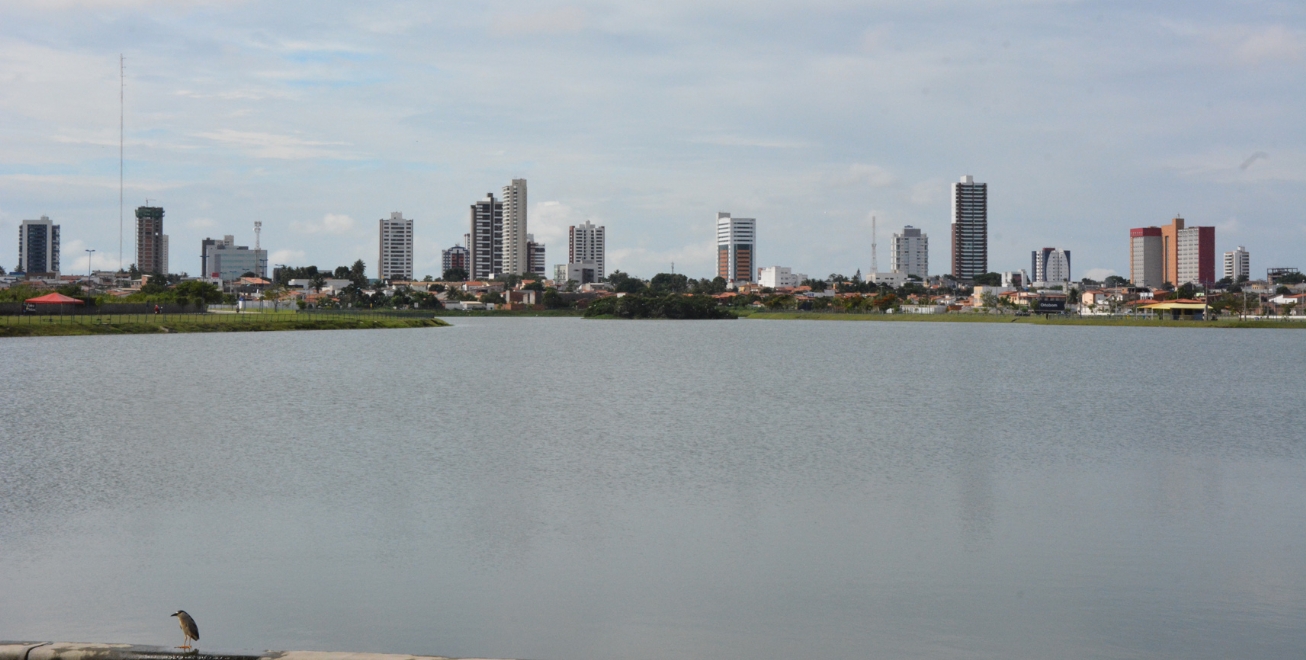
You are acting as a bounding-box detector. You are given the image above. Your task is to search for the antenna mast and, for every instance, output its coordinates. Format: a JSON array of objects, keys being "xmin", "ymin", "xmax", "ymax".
[
  {"xmin": 119, "ymin": 54, "xmax": 124, "ymax": 271},
  {"xmin": 254, "ymin": 221, "xmax": 262, "ymax": 250},
  {"xmin": 871, "ymin": 215, "xmax": 878, "ymax": 274}
]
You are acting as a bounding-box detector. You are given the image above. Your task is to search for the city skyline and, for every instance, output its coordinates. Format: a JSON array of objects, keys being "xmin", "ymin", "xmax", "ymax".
[{"xmin": 0, "ymin": 2, "xmax": 1302, "ymax": 281}]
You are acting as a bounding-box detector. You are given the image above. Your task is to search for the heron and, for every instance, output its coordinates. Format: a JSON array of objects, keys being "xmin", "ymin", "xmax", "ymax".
[{"xmin": 170, "ymin": 610, "xmax": 200, "ymax": 651}]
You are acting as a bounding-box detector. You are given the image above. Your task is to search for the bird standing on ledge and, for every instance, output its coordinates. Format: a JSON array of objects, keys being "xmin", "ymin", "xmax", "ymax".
[{"xmin": 171, "ymin": 610, "xmax": 200, "ymax": 651}]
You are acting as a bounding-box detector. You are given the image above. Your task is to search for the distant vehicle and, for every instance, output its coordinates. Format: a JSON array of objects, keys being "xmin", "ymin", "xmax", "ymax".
[{"xmin": 1015, "ymin": 310, "xmax": 1030, "ymax": 317}]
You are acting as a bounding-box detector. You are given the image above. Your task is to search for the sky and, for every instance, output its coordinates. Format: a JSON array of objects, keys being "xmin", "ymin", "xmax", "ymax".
[{"xmin": 1, "ymin": 0, "xmax": 1303, "ymax": 281}]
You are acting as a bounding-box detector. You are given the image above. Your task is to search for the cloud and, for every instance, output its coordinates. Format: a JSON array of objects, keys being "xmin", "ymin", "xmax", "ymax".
[
  {"xmin": 290, "ymin": 213, "xmax": 356, "ymax": 235},
  {"xmin": 691, "ymin": 136, "xmax": 811, "ymax": 149},
  {"xmin": 268, "ymin": 249, "xmax": 307, "ymax": 266},
  {"xmin": 187, "ymin": 218, "xmax": 216, "ymax": 229},
  {"xmin": 530, "ymin": 201, "xmax": 583, "ymax": 248},
  {"xmin": 836, "ymin": 163, "xmax": 897, "ymax": 188},
  {"xmin": 608, "ymin": 241, "xmax": 716, "ymax": 278},
  {"xmin": 1083, "ymin": 268, "xmax": 1116, "ymax": 282},
  {"xmin": 491, "ymin": 7, "xmax": 585, "ymax": 37},
  {"xmin": 909, "ymin": 179, "xmax": 944, "ymax": 205},
  {"xmin": 194, "ymin": 130, "xmax": 355, "ymax": 160},
  {"xmin": 59, "ymin": 239, "xmax": 123, "ymax": 272},
  {"xmin": 1230, "ymin": 26, "xmax": 1306, "ymax": 65}
]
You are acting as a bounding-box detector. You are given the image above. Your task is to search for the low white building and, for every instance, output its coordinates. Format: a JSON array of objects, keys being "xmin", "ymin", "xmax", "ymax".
[
  {"xmin": 868, "ymin": 271, "xmax": 912, "ymax": 287},
  {"xmin": 758, "ymin": 266, "xmax": 806, "ymax": 288}
]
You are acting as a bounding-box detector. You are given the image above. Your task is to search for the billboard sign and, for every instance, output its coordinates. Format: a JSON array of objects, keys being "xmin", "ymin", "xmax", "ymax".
[{"xmin": 1034, "ymin": 297, "xmax": 1067, "ymax": 312}]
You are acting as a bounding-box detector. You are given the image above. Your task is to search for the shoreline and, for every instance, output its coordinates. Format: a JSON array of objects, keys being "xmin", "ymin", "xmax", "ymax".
[
  {"xmin": 738, "ymin": 311, "xmax": 1306, "ymax": 328},
  {"xmin": 0, "ymin": 316, "xmax": 447, "ymax": 337}
]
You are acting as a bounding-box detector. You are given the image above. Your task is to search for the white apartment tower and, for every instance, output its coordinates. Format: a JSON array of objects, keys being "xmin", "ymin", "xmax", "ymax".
[
  {"xmin": 890, "ymin": 226, "xmax": 928, "ymax": 279},
  {"xmin": 568, "ymin": 221, "xmax": 606, "ymax": 281},
  {"xmin": 950, "ymin": 175, "xmax": 987, "ymax": 280},
  {"xmin": 716, "ymin": 212, "xmax": 756, "ymax": 283},
  {"xmin": 1031, "ymin": 247, "xmax": 1072, "ymax": 284},
  {"xmin": 378, "ymin": 212, "xmax": 414, "ymax": 281},
  {"xmin": 18, "ymin": 216, "xmax": 60, "ymax": 275},
  {"xmin": 1224, "ymin": 246, "xmax": 1249, "ymax": 283},
  {"xmin": 501, "ymin": 179, "xmax": 528, "ymax": 275}
]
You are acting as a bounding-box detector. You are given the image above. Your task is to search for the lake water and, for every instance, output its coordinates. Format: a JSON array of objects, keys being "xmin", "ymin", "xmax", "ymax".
[{"xmin": 1, "ymin": 318, "xmax": 1304, "ymax": 659}]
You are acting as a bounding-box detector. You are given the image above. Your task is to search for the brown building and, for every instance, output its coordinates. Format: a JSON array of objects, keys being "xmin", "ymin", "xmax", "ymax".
[{"xmin": 135, "ymin": 206, "xmax": 164, "ymax": 274}]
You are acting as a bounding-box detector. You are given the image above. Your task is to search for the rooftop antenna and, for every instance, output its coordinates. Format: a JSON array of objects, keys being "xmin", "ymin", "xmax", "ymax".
[
  {"xmin": 254, "ymin": 221, "xmax": 262, "ymax": 250},
  {"xmin": 119, "ymin": 54, "xmax": 124, "ymax": 271},
  {"xmin": 871, "ymin": 215, "xmax": 878, "ymax": 274},
  {"xmin": 671, "ymin": 261, "xmax": 674, "ymax": 275}
]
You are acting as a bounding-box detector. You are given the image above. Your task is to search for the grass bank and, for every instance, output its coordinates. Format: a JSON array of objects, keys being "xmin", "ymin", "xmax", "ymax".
[
  {"xmin": 0, "ymin": 314, "xmax": 447, "ymax": 337},
  {"xmin": 740, "ymin": 310, "xmax": 1306, "ymax": 329}
]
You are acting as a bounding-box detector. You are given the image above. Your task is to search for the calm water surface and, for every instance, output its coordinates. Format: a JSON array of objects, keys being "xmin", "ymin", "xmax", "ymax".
[{"xmin": 1, "ymin": 318, "xmax": 1303, "ymax": 659}]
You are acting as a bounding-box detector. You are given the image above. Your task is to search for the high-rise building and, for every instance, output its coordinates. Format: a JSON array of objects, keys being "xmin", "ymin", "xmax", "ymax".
[
  {"xmin": 161, "ymin": 234, "xmax": 170, "ymax": 275},
  {"xmin": 18, "ymin": 216, "xmax": 60, "ymax": 275},
  {"xmin": 950, "ymin": 175, "xmax": 987, "ymax": 280},
  {"xmin": 1176, "ymin": 225, "xmax": 1215, "ymax": 285},
  {"xmin": 135, "ymin": 206, "xmax": 165, "ymax": 274},
  {"xmin": 469, "ymin": 193, "xmax": 504, "ymax": 280},
  {"xmin": 1159, "ymin": 217, "xmax": 1185, "ymax": 286},
  {"xmin": 202, "ymin": 235, "xmax": 267, "ymax": 281},
  {"xmin": 1031, "ymin": 247, "xmax": 1071, "ymax": 284},
  {"xmin": 890, "ymin": 225, "xmax": 928, "ymax": 279},
  {"xmin": 378, "ymin": 212, "xmax": 414, "ymax": 281},
  {"xmin": 568, "ymin": 221, "xmax": 606, "ymax": 281},
  {"xmin": 526, "ymin": 234, "xmax": 546, "ymax": 277},
  {"xmin": 441, "ymin": 244, "xmax": 469, "ymax": 277},
  {"xmin": 716, "ymin": 212, "xmax": 756, "ymax": 283},
  {"xmin": 1130, "ymin": 227, "xmax": 1163, "ymax": 288},
  {"xmin": 1224, "ymin": 246, "xmax": 1250, "ymax": 282},
  {"xmin": 501, "ymin": 179, "xmax": 528, "ymax": 276}
]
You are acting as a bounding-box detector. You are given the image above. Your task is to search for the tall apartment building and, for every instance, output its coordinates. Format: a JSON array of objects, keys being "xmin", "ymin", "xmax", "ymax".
[
  {"xmin": 568, "ymin": 220, "xmax": 606, "ymax": 281},
  {"xmin": 202, "ymin": 235, "xmax": 267, "ymax": 281},
  {"xmin": 441, "ymin": 244, "xmax": 469, "ymax": 277},
  {"xmin": 526, "ymin": 234, "xmax": 546, "ymax": 277},
  {"xmin": 378, "ymin": 212, "xmax": 414, "ymax": 281},
  {"xmin": 1129, "ymin": 227, "xmax": 1163, "ymax": 288},
  {"xmin": 1031, "ymin": 247, "xmax": 1071, "ymax": 284},
  {"xmin": 950, "ymin": 175, "xmax": 987, "ymax": 280},
  {"xmin": 501, "ymin": 179, "xmax": 528, "ymax": 276},
  {"xmin": 136, "ymin": 206, "xmax": 165, "ymax": 274},
  {"xmin": 469, "ymin": 193, "xmax": 503, "ymax": 280},
  {"xmin": 161, "ymin": 234, "xmax": 170, "ymax": 275},
  {"xmin": 1176, "ymin": 225, "xmax": 1215, "ymax": 285},
  {"xmin": 1224, "ymin": 246, "xmax": 1250, "ymax": 282},
  {"xmin": 890, "ymin": 225, "xmax": 928, "ymax": 279},
  {"xmin": 18, "ymin": 216, "xmax": 60, "ymax": 275},
  {"xmin": 716, "ymin": 212, "xmax": 756, "ymax": 283}
]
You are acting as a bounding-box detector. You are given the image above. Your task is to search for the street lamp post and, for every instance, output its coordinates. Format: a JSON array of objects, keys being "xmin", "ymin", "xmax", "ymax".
[{"xmin": 85, "ymin": 249, "xmax": 96, "ymax": 277}]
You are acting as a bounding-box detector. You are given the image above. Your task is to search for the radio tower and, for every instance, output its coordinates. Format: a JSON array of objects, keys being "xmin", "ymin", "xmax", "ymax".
[
  {"xmin": 254, "ymin": 221, "xmax": 262, "ymax": 249},
  {"xmin": 119, "ymin": 54, "xmax": 124, "ymax": 271},
  {"xmin": 870, "ymin": 215, "xmax": 878, "ymax": 275}
]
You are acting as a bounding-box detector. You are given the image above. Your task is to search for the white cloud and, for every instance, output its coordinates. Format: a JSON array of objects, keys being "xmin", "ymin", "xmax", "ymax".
[
  {"xmin": 1083, "ymin": 268, "xmax": 1116, "ymax": 282},
  {"xmin": 491, "ymin": 7, "xmax": 585, "ymax": 37},
  {"xmin": 909, "ymin": 179, "xmax": 944, "ymax": 206},
  {"xmin": 268, "ymin": 249, "xmax": 307, "ymax": 266},
  {"xmin": 691, "ymin": 135, "xmax": 811, "ymax": 149},
  {"xmin": 59, "ymin": 239, "xmax": 121, "ymax": 272},
  {"xmin": 530, "ymin": 201, "xmax": 582, "ymax": 248},
  {"xmin": 187, "ymin": 218, "xmax": 216, "ymax": 229},
  {"xmin": 1230, "ymin": 26, "xmax": 1306, "ymax": 65},
  {"xmin": 836, "ymin": 163, "xmax": 898, "ymax": 189},
  {"xmin": 290, "ymin": 213, "xmax": 356, "ymax": 235},
  {"xmin": 194, "ymin": 130, "xmax": 355, "ymax": 160}
]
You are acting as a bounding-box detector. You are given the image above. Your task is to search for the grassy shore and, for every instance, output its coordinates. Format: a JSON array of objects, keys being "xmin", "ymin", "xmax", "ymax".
[
  {"xmin": 0, "ymin": 314, "xmax": 447, "ymax": 337},
  {"xmin": 739, "ymin": 310, "xmax": 1306, "ymax": 329}
]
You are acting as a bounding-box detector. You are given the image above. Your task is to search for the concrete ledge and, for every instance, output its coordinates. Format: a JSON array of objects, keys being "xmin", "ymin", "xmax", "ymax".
[{"xmin": 0, "ymin": 643, "xmax": 510, "ymax": 660}]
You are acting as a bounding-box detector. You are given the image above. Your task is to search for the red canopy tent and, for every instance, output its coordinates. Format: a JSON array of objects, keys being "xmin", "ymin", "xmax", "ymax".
[{"xmin": 25, "ymin": 292, "xmax": 85, "ymax": 305}]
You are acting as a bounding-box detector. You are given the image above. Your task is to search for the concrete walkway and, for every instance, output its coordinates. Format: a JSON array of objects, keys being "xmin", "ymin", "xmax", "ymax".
[{"xmin": 0, "ymin": 643, "xmax": 511, "ymax": 660}]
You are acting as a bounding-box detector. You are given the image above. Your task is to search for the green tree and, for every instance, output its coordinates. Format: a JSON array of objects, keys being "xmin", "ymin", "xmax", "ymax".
[
  {"xmin": 482, "ymin": 291, "xmax": 506, "ymax": 304},
  {"xmin": 649, "ymin": 273, "xmax": 689, "ymax": 294},
  {"xmin": 607, "ymin": 270, "xmax": 645, "ymax": 293},
  {"xmin": 349, "ymin": 260, "xmax": 368, "ymax": 287},
  {"xmin": 1104, "ymin": 275, "xmax": 1129, "ymax": 287},
  {"xmin": 443, "ymin": 267, "xmax": 468, "ymax": 282},
  {"xmin": 973, "ymin": 272, "xmax": 1002, "ymax": 286},
  {"xmin": 172, "ymin": 280, "xmax": 224, "ymax": 303},
  {"xmin": 542, "ymin": 288, "xmax": 570, "ymax": 309}
]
